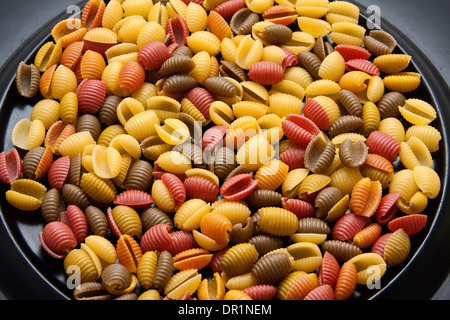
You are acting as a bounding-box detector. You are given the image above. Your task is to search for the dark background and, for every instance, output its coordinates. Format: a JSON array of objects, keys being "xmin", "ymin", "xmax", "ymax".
[{"xmin": 0, "ymin": 0, "xmax": 448, "ymax": 300}]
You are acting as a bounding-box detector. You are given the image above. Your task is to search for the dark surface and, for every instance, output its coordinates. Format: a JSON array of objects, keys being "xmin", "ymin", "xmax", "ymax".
[{"xmin": 0, "ymin": 0, "xmax": 449, "ymax": 300}]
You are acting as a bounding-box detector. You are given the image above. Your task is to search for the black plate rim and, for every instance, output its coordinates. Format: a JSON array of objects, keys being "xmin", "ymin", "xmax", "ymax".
[{"xmin": 0, "ymin": 0, "xmax": 449, "ymax": 300}]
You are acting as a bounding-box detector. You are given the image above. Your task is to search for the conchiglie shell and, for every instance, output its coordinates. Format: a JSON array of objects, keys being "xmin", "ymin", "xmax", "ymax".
[
  {"xmin": 11, "ymin": 119, "xmax": 46, "ymax": 151},
  {"xmin": 30, "ymin": 99, "xmax": 60, "ymax": 130},
  {"xmin": 197, "ymin": 272, "xmax": 226, "ymax": 300},
  {"xmin": 405, "ymin": 125, "xmax": 442, "ymax": 153},
  {"xmin": 5, "ymin": 179, "xmax": 47, "ymax": 211},
  {"xmin": 413, "ymin": 166, "xmax": 441, "ymax": 199},
  {"xmin": 91, "ymin": 145, "xmax": 123, "ymax": 179},
  {"xmin": 164, "ymin": 269, "xmax": 202, "ymax": 300},
  {"xmin": 174, "ymin": 199, "xmax": 211, "ymax": 231},
  {"xmin": 383, "ymin": 72, "xmax": 421, "ymax": 93},
  {"xmin": 399, "ymin": 98, "xmax": 437, "ymax": 125},
  {"xmin": 187, "ymin": 31, "xmax": 221, "ymax": 56},
  {"xmin": 51, "ymin": 65, "xmax": 78, "ymax": 100},
  {"xmin": 348, "ymin": 253, "xmax": 386, "ymax": 285},
  {"xmin": 80, "ymin": 172, "xmax": 116, "ymax": 204},
  {"xmin": 399, "ymin": 137, "xmax": 433, "ymax": 170}
]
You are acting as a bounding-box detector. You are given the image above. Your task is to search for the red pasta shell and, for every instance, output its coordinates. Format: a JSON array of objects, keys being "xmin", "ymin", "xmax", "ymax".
[
  {"xmin": 374, "ymin": 192, "xmax": 400, "ymax": 225},
  {"xmin": 371, "ymin": 232, "xmax": 391, "ymax": 257},
  {"xmin": 387, "ymin": 214, "xmax": 427, "ymax": 235},
  {"xmin": 334, "ymin": 44, "xmax": 371, "ymax": 61},
  {"xmin": 303, "ymin": 98, "xmax": 332, "ymax": 131},
  {"xmin": 113, "ymin": 190, "xmax": 154, "ymax": 209},
  {"xmin": 282, "ymin": 114, "xmax": 320, "ymax": 147},
  {"xmin": 184, "ymin": 86, "xmax": 216, "ymax": 118},
  {"xmin": 184, "ymin": 175, "xmax": 219, "ymax": 203},
  {"xmin": 119, "ymin": 61, "xmax": 145, "ymax": 93},
  {"xmin": 208, "ymin": 247, "xmax": 229, "ymax": 273},
  {"xmin": 304, "ymin": 284, "xmax": 336, "ymax": 300},
  {"xmin": 152, "ymin": 162, "xmax": 186, "ymax": 181},
  {"xmin": 47, "ymin": 156, "xmax": 70, "ymax": 190},
  {"xmin": 281, "ymin": 197, "xmax": 315, "ymax": 218},
  {"xmin": 76, "ymin": 79, "xmax": 106, "ymax": 113},
  {"xmin": 166, "ymin": 15, "xmax": 189, "ymax": 48},
  {"xmin": 318, "ymin": 252, "xmax": 340, "ymax": 289},
  {"xmin": 345, "ymin": 59, "xmax": 380, "ymax": 76},
  {"xmin": 241, "ymin": 284, "xmax": 277, "ymax": 300},
  {"xmin": 220, "ymin": 173, "xmax": 258, "ymax": 201},
  {"xmin": 279, "ymin": 146, "xmax": 306, "ymax": 170},
  {"xmin": 248, "ymin": 61, "xmax": 284, "ymax": 85},
  {"xmin": 213, "ymin": 0, "xmax": 246, "ymax": 20},
  {"xmin": 202, "ymin": 125, "xmax": 227, "ymax": 151},
  {"xmin": 138, "ymin": 41, "xmax": 171, "ymax": 71},
  {"xmin": 281, "ymin": 48, "xmax": 298, "ymax": 67},
  {"xmin": 0, "ymin": 148, "xmax": 22, "ymax": 184},
  {"xmin": 66, "ymin": 204, "xmax": 89, "ymax": 244},
  {"xmin": 168, "ymin": 230, "xmax": 198, "ymax": 256},
  {"xmin": 140, "ymin": 223, "xmax": 173, "ymax": 253},
  {"xmin": 107, "ymin": 206, "xmax": 122, "ymax": 238},
  {"xmin": 365, "ymin": 131, "xmax": 401, "ymax": 162},
  {"xmin": 38, "ymin": 221, "xmax": 77, "ymax": 259},
  {"xmin": 161, "ymin": 172, "xmax": 186, "ymax": 209},
  {"xmin": 332, "ymin": 212, "xmax": 369, "ymax": 241}
]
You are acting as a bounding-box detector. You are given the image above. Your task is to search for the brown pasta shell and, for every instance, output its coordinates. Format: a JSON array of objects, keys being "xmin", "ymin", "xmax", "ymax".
[
  {"xmin": 248, "ymin": 234, "xmax": 285, "ymax": 256},
  {"xmin": 219, "ymin": 60, "xmax": 247, "ymax": 82},
  {"xmin": 377, "ymin": 91, "xmax": 406, "ymax": 119},
  {"xmin": 160, "ymin": 55, "xmax": 196, "ymax": 78},
  {"xmin": 67, "ymin": 153, "xmax": 83, "ymax": 186},
  {"xmin": 73, "ymin": 282, "xmax": 114, "ymax": 300},
  {"xmin": 297, "ymin": 217, "xmax": 331, "ymax": 234},
  {"xmin": 22, "ymin": 146, "xmax": 53, "ymax": 180},
  {"xmin": 339, "ymin": 139, "xmax": 368, "ymax": 168},
  {"xmin": 101, "ymin": 263, "xmax": 133, "ymax": 294},
  {"xmin": 171, "ymin": 45, "xmax": 194, "ymax": 58},
  {"xmin": 304, "ymin": 136, "xmax": 336, "ymax": 174},
  {"xmin": 321, "ymin": 240, "xmax": 362, "ymax": 263},
  {"xmin": 313, "ymin": 36, "xmax": 334, "ymax": 61},
  {"xmin": 140, "ymin": 206, "xmax": 174, "ymax": 232},
  {"xmin": 85, "ymin": 205, "xmax": 108, "ymax": 237},
  {"xmin": 252, "ymin": 252, "xmax": 292, "ymax": 284},
  {"xmin": 208, "ymin": 146, "xmax": 236, "ymax": 179},
  {"xmin": 203, "ymin": 77, "xmax": 238, "ymax": 97},
  {"xmin": 61, "ymin": 183, "xmax": 92, "ymax": 210},
  {"xmin": 76, "ymin": 114, "xmax": 102, "ymax": 141},
  {"xmin": 257, "ymin": 24, "xmax": 293, "ymax": 46},
  {"xmin": 177, "ymin": 112, "xmax": 203, "ymax": 144},
  {"xmin": 162, "ymin": 74, "xmax": 198, "ymax": 93},
  {"xmin": 297, "ymin": 51, "xmax": 322, "ymax": 79},
  {"xmin": 230, "ymin": 8, "xmax": 260, "ymax": 35},
  {"xmin": 123, "ymin": 159, "xmax": 153, "ymax": 191},
  {"xmin": 364, "ymin": 30, "xmax": 397, "ymax": 56},
  {"xmin": 328, "ymin": 115, "xmax": 364, "ymax": 138},
  {"xmin": 244, "ymin": 189, "xmax": 282, "ymax": 210},
  {"xmin": 153, "ymin": 250, "xmax": 174, "ymax": 291},
  {"xmin": 229, "ymin": 217, "xmax": 255, "ymax": 244},
  {"xmin": 338, "ymin": 89, "xmax": 363, "ymax": 118},
  {"xmin": 176, "ymin": 142, "xmax": 205, "ymax": 168},
  {"xmin": 41, "ymin": 188, "xmax": 65, "ymax": 223},
  {"xmin": 15, "ymin": 61, "xmax": 40, "ymax": 98},
  {"xmin": 99, "ymin": 95, "xmax": 122, "ymax": 126},
  {"xmin": 314, "ymin": 187, "xmax": 345, "ymax": 220}
]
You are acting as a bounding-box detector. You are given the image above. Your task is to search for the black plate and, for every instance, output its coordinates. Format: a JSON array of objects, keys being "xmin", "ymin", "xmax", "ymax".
[{"xmin": 0, "ymin": 1, "xmax": 449, "ymax": 300}]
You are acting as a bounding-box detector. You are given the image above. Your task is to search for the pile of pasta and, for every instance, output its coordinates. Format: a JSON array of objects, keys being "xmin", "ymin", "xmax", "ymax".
[{"xmin": 1, "ymin": 0, "xmax": 443, "ymax": 300}]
